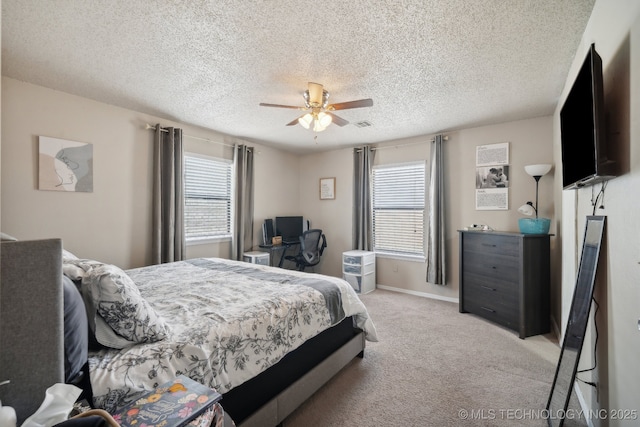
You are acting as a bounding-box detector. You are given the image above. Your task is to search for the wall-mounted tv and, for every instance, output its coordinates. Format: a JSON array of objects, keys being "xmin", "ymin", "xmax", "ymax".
[{"xmin": 560, "ymin": 43, "xmax": 616, "ymax": 190}]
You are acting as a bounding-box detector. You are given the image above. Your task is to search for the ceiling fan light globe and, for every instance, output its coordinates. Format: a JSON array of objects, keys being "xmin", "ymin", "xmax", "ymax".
[
  {"xmin": 317, "ymin": 112, "xmax": 332, "ymax": 127},
  {"xmin": 313, "ymin": 120, "xmax": 327, "ymax": 132},
  {"xmin": 298, "ymin": 113, "xmax": 313, "ymax": 129}
]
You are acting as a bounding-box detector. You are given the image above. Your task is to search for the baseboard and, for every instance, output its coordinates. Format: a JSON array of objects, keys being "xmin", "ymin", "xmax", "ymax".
[{"xmin": 375, "ymin": 285, "xmax": 458, "ymax": 304}]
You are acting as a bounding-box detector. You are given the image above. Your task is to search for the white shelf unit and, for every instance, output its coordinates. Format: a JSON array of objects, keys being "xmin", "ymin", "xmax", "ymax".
[
  {"xmin": 243, "ymin": 251, "xmax": 270, "ymax": 266},
  {"xmin": 342, "ymin": 250, "xmax": 376, "ymax": 294}
]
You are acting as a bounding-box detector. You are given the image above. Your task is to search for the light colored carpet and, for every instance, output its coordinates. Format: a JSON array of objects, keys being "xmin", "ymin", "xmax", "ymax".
[{"xmin": 283, "ymin": 289, "xmax": 585, "ymax": 427}]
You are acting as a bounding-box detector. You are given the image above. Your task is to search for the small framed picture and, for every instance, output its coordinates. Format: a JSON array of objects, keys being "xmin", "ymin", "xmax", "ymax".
[{"xmin": 319, "ymin": 177, "xmax": 336, "ymax": 200}]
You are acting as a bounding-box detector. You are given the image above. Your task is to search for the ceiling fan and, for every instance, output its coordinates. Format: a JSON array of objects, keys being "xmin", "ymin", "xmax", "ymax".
[{"xmin": 259, "ymin": 82, "xmax": 373, "ymax": 132}]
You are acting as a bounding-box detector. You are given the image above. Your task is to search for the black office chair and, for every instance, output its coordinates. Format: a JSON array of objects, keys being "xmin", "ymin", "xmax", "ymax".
[{"xmin": 284, "ymin": 229, "xmax": 327, "ymax": 271}]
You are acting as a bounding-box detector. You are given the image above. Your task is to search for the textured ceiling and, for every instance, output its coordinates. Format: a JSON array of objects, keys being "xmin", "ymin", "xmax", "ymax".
[{"xmin": 2, "ymin": 1, "xmax": 594, "ymax": 154}]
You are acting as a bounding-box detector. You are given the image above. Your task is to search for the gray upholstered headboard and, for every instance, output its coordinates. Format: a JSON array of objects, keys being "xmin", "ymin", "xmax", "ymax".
[{"xmin": 0, "ymin": 239, "xmax": 65, "ymax": 424}]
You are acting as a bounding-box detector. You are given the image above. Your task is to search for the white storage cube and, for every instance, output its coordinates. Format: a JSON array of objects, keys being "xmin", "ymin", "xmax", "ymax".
[
  {"xmin": 243, "ymin": 251, "xmax": 270, "ymax": 265},
  {"xmin": 342, "ymin": 250, "xmax": 376, "ymax": 294}
]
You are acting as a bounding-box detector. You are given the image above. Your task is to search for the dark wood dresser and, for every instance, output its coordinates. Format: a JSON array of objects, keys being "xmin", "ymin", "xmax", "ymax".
[{"xmin": 458, "ymin": 230, "xmax": 551, "ymax": 339}]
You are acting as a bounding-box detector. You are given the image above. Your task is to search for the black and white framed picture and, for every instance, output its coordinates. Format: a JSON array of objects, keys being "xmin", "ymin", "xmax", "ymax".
[{"xmin": 475, "ymin": 142, "xmax": 509, "ymax": 210}]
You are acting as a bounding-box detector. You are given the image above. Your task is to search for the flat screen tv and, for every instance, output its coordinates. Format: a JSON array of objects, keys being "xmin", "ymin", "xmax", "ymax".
[{"xmin": 560, "ymin": 43, "xmax": 616, "ymax": 189}]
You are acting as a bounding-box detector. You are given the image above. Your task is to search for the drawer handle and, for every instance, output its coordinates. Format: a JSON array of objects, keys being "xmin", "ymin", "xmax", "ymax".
[
  {"xmin": 481, "ymin": 243, "xmax": 497, "ymax": 247},
  {"xmin": 480, "ymin": 306, "xmax": 495, "ymax": 313},
  {"xmin": 480, "ymin": 285, "xmax": 496, "ymax": 291}
]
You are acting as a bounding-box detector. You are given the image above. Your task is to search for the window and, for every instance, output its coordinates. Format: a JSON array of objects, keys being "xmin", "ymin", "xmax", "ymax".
[
  {"xmin": 372, "ymin": 162, "xmax": 426, "ymax": 258},
  {"xmin": 184, "ymin": 153, "xmax": 232, "ymax": 243}
]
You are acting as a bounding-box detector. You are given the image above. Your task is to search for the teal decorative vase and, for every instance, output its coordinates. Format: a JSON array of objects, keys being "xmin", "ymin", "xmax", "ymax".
[{"xmin": 518, "ymin": 218, "xmax": 551, "ymax": 234}]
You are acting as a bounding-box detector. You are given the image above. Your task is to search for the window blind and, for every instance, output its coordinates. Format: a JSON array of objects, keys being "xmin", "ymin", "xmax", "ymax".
[
  {"xmin": 184, "ymin": 154, "xmax": 232, "ymax": 241},
  {"xmin": 372, "ymin": 162, "xmax": 426, "ymax": 257}
]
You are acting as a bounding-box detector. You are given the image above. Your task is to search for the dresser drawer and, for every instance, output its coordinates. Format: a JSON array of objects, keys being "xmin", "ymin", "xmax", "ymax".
[
  {"xmin": 462, "ymin": 232, "xmax": 519, "ymax": 257},
  {"xmin": 462, "ymin": 251, "xmax": 519, "ymax": 284},
  {"xmin": 344, "ymin": 272, "xmax": 376, "ymax": 294},
  {"xmin": 343, "ymin": 262, "xmax": 375, "ymax": 275},
  {"xmin": 463, "ymin": 281, "xmax": 519, "ymax": 324},
  {"xmin": 463, "ymin": 271, "xmax": 518, "ymax": 298},
  {"xmin": 342, "ymin": 251, "xmax": 375, "ymax": 266},
  {"xmin": 463, "ymin": 298, "xmax": 518, "ymax": 329},
  {"xmin": 463, "ymin": 282, "xmax": 519, "ymax": 314}
]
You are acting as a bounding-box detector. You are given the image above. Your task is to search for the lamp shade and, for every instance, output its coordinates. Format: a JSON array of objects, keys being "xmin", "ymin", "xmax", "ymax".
[
  {"xmin": 524, "ymin": 164, "xmax": 552, "ymax": 177},
  {"xmin": 518, "ymin": 204, "xmax": 535, "ymax": 216}
]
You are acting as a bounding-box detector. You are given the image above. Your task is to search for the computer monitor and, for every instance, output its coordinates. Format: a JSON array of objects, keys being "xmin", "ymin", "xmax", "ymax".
[{"xmin": 275, "ymin": 216, "xmax": 303, "ymax": 244}]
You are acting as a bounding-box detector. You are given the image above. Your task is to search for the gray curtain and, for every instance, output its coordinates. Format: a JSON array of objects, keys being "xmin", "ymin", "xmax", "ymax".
[
  {"xmin": 426, "ymin": 134, "xmax": 446, "ymax": 284},
  {"xmin": 353, "ymin": 146, "xmax": 376, "ymax": 250},
  {"xmin": 152, "ymin": 124, "xmax": 185, "ymax": 264},
  {"xmin": 232, "ymin": 144, "xmax": 254, "ymax": 260}
]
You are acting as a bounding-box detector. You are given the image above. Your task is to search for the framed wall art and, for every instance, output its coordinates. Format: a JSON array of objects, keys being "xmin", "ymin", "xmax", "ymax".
[
  {"xmin": 319, "ymin": 177, "xmax": 335, "ymax": 200},
  {"xmin": 475, "ymin": 142, "xmax": 509, "ymax": 210},
  {"xmin": 39, "ymin": 136, "xmax": 93, "ymax": 192}
]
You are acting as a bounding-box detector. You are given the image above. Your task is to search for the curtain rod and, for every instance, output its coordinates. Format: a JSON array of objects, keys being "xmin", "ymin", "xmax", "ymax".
[
  {"xmin": 356, "ymin": 135, "xmax": 448, "ymax": 152},
  {"xmin": 145, "ymin": 123, "xmax": 236, "ymax": 148}
]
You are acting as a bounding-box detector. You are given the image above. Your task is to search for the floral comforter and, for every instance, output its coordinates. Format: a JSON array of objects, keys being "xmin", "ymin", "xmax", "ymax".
[{"xmin": 89, "ymin": 257, "xmax": 377, "ymax": 412}]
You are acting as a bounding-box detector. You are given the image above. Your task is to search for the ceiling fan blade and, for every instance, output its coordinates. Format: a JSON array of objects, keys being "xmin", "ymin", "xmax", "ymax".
[
  {"xmin": 259, "ymin": 102, "xmax": 304, "ymax": 110},
  {"xmin": 327, "ymin": 112, "xmax": 349, "ymax": 127},
  {"xmin": 328, "ymin": 98, "xmax": 373, "ymax": 111}
]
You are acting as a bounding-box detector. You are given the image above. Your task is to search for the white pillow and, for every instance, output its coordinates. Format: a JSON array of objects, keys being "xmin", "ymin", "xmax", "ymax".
[
  {"xmin": 63, "ymin": 263, "xmax": 86, "ymax": 281},
  {"xmin": 68, "ymin": 259, "xmax": 169, "ymax": 348},
  {"xmin": 62, "ymin": 249, "xmax": 79, "ymax": 260}
]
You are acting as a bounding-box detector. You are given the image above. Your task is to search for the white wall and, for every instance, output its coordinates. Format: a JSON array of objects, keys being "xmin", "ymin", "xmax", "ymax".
[
  {"xmin": 298, "ymin": 148, "xmax": 354, "ymax": 277},
  {"xmin": 554, "ymin": 0, "xmax": 640, "ymax": 423},
  {"xmin": 251, "ymin": 144, "xmax": 301, "ymax": 248},
  {"xmin": 301, "ymin": 116, "xmax": 556, "ymax": 303},
  {"xmin": 1, "ymin": 76, "xmax": 557, "ymax": 300},
  {"xmin": 0, "ymin": 77, "xmax": 298, "ymax": 268}
]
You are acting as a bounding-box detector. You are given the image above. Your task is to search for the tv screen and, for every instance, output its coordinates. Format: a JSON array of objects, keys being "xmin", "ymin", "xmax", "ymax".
[
  {"xmin": 560, "ymin": 44, "xmax": 614, "ymax": 189},
  {"xmin": 275, "ymin": 216, "xmax": 303, "ymax": 243}
]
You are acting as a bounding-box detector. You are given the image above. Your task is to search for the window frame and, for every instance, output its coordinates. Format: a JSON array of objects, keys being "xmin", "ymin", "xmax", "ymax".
[
  {"xmin": 183, "ymin": 152, "xmax": 234, "ymax": 245},
  {"xmin": 371, "ymin": 161, "xmax": 427, "ymax": 261}
]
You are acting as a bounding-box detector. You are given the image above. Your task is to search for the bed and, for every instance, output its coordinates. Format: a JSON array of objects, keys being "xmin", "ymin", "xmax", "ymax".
[{"xmin": 0, "ymin": 238, "xmax": 377, "ymax": 426}]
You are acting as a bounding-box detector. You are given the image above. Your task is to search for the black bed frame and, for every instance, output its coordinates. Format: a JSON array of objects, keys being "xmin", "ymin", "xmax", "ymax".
[{"xmin": 223, "ymin": 317, "xmax": 365, "ymax": 427}]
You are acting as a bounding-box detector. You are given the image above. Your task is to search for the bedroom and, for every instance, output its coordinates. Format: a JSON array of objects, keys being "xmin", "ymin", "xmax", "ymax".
[{"xmin": 1, "ymin": 0, "xmax": 639, "ymax": 426}]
